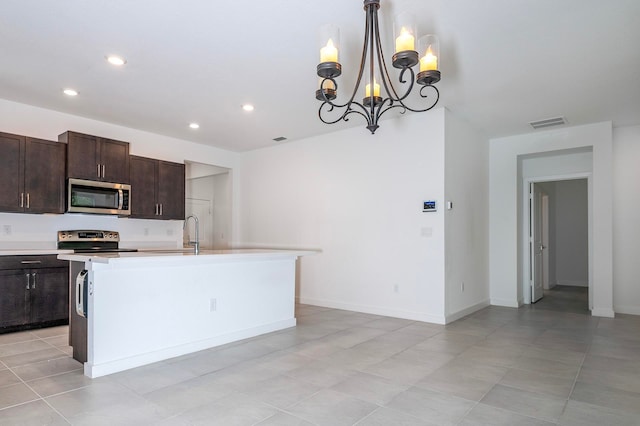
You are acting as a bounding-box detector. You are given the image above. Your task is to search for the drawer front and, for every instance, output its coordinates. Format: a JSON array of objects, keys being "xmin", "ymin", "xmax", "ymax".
[{"xmin": 0, "ymin": 255, "xmax": 67, "ymax": 270}]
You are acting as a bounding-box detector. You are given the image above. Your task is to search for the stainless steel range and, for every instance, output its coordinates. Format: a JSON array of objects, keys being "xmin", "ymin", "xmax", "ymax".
[{"xmin": 57, "ymin": 230, "xmax": 138, "ymax": 253}]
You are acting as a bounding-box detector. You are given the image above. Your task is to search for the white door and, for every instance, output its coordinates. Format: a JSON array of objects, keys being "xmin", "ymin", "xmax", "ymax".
[{"xmin": 531, "ymin": 183, "xmax": 544, "ymax": 302}]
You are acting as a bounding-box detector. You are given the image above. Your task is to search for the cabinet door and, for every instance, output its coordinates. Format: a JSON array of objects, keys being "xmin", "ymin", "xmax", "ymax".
[
  {"xmin": 29, "ymin": 268, "xmax": 69, "ymax": 324},
  {"xmin": 24, "ymin": 138, "xmax": 66, "ymax": 214},
  {"xmin": 130, "ymin": 156, "xmax": 158, "ymax": 218},
  {"xmin": 65, "ymin": 132, "xmax": 100, "ymax": 180},
  {"xmin": 100, "ymin": 138, "xmax": 130, "ymax": 183},
  {"xmin": 0, "ymin": 270, "xmax": 29, "ymax": 328},
  {"xmin": 158, "ymin": 161, "xmax": 185, "ymax": 220},
  {"xmin": 0, "ymin": 132, "xmax": 25, "ymax": 213}
]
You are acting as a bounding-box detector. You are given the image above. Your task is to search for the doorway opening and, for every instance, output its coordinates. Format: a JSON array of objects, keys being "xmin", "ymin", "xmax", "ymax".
[
  {"xmin": 184, "ymin": 161, "xmax": 232, "ymax": 250},
  {"xmin": 524, "ymin": 176, "xmax": 591, "ymax": 313}
]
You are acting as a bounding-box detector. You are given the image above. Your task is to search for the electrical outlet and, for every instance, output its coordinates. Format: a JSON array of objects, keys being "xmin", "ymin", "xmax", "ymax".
[
  {"xmin": 210, "ymin": 298, "xmax": 217, "ymax": 312},
  {"xmin": 2, "ymin": 225, "xmax": 12, "ymax": 236},
  {"xmin": 393, "ymin": 284, "xmax": 399, "ymax": 293},
  {"xmin": 461, "ymin": 282, "xmax": 465, "ymax": 292}
]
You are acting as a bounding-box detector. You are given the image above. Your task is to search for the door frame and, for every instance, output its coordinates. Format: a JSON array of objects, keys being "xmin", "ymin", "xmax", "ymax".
[
  {"xmin": 530, "ymin": 183, "xmax": 545, "ymax": 303},
  {"xmin": 521, "ymin": 173, "xmax": 593, "ymax": 309}
]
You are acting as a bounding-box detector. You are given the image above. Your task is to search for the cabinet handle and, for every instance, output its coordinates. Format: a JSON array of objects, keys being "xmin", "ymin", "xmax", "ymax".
[
  {"xmin": 20, "ymin": 193, "xmax": 24, "ymax": 208},
  {"xmin": 97, "ymin": 164, "xmax": 101, "ymax": 177},
  {"xmin": 26, "ymin": 273, "xmax": 30, "ymax": 290},
  {"xmin": 32, "ymin": 272, "xmax": 37, "ymax": 289},
  {"xmin": 102, "ymin": 164, "xmax": 106, "ymax": 178},
  {"xmin": 26, "ymin": 193, "xmax": 30, "ymax": 209},
  {"xmin": 20, "ymin": 260, "xmax": 42, "ymax": 264}
]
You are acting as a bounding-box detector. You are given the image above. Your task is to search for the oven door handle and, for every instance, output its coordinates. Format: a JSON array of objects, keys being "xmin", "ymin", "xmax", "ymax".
[{"xmin": 76, "ymin": 270, "xmax": 88, "ymax": 318}]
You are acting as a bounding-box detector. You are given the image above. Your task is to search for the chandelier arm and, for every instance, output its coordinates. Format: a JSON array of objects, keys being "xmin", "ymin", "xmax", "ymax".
[
  {"xmin": 372, "ymin": 13, "xmax": 403, "ymax": 104},
  {"xmin": 367, "ymin": 5, "xmax": 378, "ymax": 123},
  {"xmin": 343, "ymin": 102, "xmax": 374, "ymax": 127},
  {"xmin": 318, "ymin": 102, "xmax": 357, "ymax": 125},
  {"xmin": 347, "ymin": 3, "xmax": 374, "ymax": 111},
  {"xmin": 398, "ymin": 85, "xmax": 440, "ymax": 113},
  {"xmin": 393, "ymin": 67, "xmax": 417, "ymax": 102},
  {"xmin": 373, "ymin": 98, "xmax": 393, "ymax": 123},
  {"xmin": 376, "ymin": 103, "xmax": 409, "ymax": 122},
  {"xmin": 318, "ymin": 77, "xmax": 354, "ymax": 109}
]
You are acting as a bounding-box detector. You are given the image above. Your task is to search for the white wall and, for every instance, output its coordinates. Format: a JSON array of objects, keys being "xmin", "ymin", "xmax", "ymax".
[
  {"xmin": 490, "ymin": 122, "xmax": 613, "ymax": 317},
  {"xmin": 612, "ymin": 125, "xmax": 640, "ymax": 314},
  {"xmin": 554, "ymin": 179, "xmax": 589, "ymax": 287},
  {"xmin": 444, "ymin": 112, "xmax": 490, "ymax": 321},
  {"xmin": 237, "ymin": 111, "xmax": 448, "ymax": 323},
  {"xmin": 0, "ymin": 99, "xmax": 240, "ymax": 249},
  {"xmin": 212, "ymin": 173, "xmax": 232, "ymax": 249}
]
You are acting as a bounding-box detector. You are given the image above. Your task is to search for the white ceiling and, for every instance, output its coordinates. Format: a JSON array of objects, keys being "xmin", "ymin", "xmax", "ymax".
[{"xmin": 1, "ymin": 0, "xmax": 638, "ymax": 152}]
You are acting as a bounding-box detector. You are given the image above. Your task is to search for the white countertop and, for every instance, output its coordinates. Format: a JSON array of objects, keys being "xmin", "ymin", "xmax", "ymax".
[
  {"xmin": 58, "ymin": 248, "xmax": 317, "ymax": 265},
  {"xmin": 0, "ymin": 249, "xmax": 74, "ymax": 256}
]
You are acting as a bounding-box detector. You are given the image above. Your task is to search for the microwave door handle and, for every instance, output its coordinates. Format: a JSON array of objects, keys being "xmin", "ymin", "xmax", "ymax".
[{"xmin": 118, "ymin": 189, "xmax": 124, "ymax": 210}]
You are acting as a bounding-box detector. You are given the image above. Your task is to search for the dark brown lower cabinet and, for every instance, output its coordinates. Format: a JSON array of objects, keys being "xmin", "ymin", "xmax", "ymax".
[{"xmin": 0, "ymin": 256, "xmax": 69, "ymax": 333}]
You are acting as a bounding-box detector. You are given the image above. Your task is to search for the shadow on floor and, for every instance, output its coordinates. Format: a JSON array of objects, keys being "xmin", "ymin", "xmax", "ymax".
[{"xmin": 530, "ymin": 285, "xmax": 589, "ymax": 314}]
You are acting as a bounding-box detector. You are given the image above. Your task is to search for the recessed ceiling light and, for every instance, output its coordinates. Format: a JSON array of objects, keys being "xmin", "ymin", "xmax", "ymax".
[
  {"xmin": 106, "ymin": 55, "xmax": 126, "ymax": 66},
  {"xmin": 242, "ymin": 104, "xmax": 255, "ymax": 112},
  {"xmin": 63, "ymin": 88, "xmax": 78, "ymax": 96},
  {"xmin": 189, "ymin": 123, "xmax": 200, "ymax": 129}
]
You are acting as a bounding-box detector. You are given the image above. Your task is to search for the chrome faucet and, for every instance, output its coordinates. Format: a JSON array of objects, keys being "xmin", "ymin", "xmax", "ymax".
[{"xmin": 183, "ymin": 214, "xmax": 200, "ymax": 255}]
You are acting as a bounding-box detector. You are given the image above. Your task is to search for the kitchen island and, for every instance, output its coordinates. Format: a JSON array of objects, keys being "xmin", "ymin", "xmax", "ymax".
[{"xmin": 58, "ymin": 249, "xmax": 314, "ymax": 378}]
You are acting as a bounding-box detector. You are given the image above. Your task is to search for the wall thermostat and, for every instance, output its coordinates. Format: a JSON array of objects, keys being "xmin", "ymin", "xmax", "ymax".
[{"xmin": 423, "ymin": 200, "xmax": 437, "ymax": 212}]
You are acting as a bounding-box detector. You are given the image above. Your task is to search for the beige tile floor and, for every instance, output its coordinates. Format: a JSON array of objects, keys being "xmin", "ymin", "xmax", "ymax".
[{"xmin": 1, "ymin": 287, "xmax": 639, "ymax": 425}]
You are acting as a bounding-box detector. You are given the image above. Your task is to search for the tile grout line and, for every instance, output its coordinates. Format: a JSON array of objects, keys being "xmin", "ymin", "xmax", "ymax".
[
  {"xmin": 0, "ymin": 328, "xmax": 74, "ymax": 423},
  {"xmin": 562, "ymin": 316, "xmax": 598, "ymax": 416}
]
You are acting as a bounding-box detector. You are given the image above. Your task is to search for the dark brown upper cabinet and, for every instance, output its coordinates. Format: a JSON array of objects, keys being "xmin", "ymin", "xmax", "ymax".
[
  {"xmin": 60, "ymin": 131, "xmax": 130, "ymax": 183},
  {"xmin": 0, "ymin": 132, "xmax": 65, "ymax": 214},
  {"xmin": 130, "ymin": 155, "xmax": 185, "ymax": 220}
]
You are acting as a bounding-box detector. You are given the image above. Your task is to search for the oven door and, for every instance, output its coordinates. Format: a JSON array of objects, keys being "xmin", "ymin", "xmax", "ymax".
[{"xmin": 67, "ymin": 178, "xmax": 130, "ymax": 215}]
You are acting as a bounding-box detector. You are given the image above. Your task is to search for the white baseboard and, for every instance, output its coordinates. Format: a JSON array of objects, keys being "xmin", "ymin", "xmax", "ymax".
[
  {"xmin": 489, "ymin": 298, "xmax": 520, "ymax": 308},
  {"xmin": 297, "ymin": 297, "xmax": 446, "ymax": 325},
  {"xmin": 591, "ymin": 308, "xmax": 615, "ymax": 318},
  {"xmin": 84, "ymin": 318, "xmax": 296, "ymax": 378},
  {"xmin": 614, "ymin": 305, "xmax": 640, "ymax": 316},
  {"xmin": 555, "ymin": 280, "xmax": 588, "ymax": 287},
  {"xmin": 445, "ymin": 299, "xmax": 491, "ymax": 324}
]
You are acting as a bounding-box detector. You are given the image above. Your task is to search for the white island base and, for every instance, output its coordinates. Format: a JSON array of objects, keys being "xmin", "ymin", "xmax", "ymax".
[{"xmin": 58, "ymin": 249, "xmax": 313, "ymax": 378}]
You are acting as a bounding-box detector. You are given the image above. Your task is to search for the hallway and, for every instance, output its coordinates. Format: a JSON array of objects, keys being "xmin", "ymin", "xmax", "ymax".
[{"xmin": 531, "ymin": 285, "xmax": 589, "ymax": 315}]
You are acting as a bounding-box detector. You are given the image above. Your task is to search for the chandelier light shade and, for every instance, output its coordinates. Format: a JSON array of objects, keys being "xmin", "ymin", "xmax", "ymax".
[{"xmin": 315, "ymin": 0, "xmax": 441, "ymax": 134}]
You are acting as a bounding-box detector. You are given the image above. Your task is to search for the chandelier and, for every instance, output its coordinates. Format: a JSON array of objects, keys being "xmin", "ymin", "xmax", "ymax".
[{"xmin": 315, "ymin": 0, "xmax": 441, "ymax": 134}]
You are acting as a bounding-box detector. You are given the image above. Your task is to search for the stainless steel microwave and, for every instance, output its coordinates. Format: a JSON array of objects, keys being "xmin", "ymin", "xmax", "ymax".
[{"xmin": 67, "ymin": 178, "xmax": 131, "ymax": 215}]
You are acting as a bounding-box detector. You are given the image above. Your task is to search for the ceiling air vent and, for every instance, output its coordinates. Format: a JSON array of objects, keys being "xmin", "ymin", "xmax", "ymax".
[
  {"xmin": 273, "ymin": 136, "xmax": 287, "ymax": 142},
  {"xmin": 529, "ymin": 116, "xmax": 567, "ymax": 130}
]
